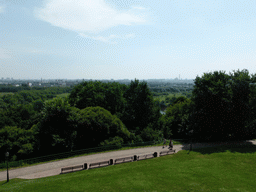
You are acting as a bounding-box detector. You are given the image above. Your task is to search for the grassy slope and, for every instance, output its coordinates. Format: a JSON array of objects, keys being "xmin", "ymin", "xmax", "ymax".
[{"xmin": 1, "ymin": 145, "xmax": 256, "ymax": 192}]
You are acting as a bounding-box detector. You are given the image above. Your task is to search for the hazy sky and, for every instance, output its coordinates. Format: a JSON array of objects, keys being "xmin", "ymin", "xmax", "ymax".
[{"xmin": 1, "ymin": 0, "xmax": 256, "ymax": 79}]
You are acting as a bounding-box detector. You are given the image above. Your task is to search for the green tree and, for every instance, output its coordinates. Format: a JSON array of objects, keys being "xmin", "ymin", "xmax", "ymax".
[
  {"xmin": 122, "ymin": 79, "xmax": 155, "ymax": 132},
  {"xmin": 162, "ymin": 97, "xmax": 192, "ymax": 139},
  {"xmin": 140, "ymin": 125, "xmax": 163, "ymax": 142},
  {"xmin": 74, "ymin": 106, "xmax": 133, "ymax": 149},
  {"xmin": 0, "ymin": 126, "xmax": 36, "ymax": 161},
  {"xmin": 32, "ymin": 99, "xmax": 44, "ymax": 112},
  {"xmin": 246, "ymin": 76, "xmax": 256, "ymax": 138},
  {"xmin": 227, "ymin": 70, "xmax": 251, "ymax": 139},
  {"xmin": 37, "ymin": 97, "xmax": 77, "ymax": 154},
  {"xmin": 191, "ymin": 69, "xmax": 254, "ymax": 141},
  {"xmin": 0, "ymin": 104, "xmax": 36, "ymax": 130},
  {"xmin": 68, "ymin": 81, "xmax": 126, "ymax": 118}
]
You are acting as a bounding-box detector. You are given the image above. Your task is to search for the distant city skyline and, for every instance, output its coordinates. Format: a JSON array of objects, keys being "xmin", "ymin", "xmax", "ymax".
[
  {"xmin": 0, "ymin": 77, "xmax": 192, "ymax": 81},
  {"xmin": 1, "ymin": 0, "xmax": 256, "ymax": 80}
]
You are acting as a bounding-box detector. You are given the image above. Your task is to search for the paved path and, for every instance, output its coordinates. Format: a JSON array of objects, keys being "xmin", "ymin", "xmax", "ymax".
[{"xmin": 0, "ymin": 140, "xmax": 255, "ymax": 181}]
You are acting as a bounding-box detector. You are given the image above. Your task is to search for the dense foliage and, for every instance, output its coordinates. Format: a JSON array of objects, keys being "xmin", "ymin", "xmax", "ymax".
[
  {"xmin": 160, "ymin": 69, "xmax": 256, "ymax": 141},
  {"xmin": 190, "ymin": 69, "xmax": 256, "ymax": 141},
  {"xmin": 1, "ymin": 72, "xmax": 256, "ymax": 162},
  {"xmin": 68, "ymin": 79, "xmax": 162, "ymax": 139},
  {"xmin": 0, "ymin": 81, "xmax": 162, "ymax": 161},
  {"xmin": 0, "ymin": 87, "xmax": 72, "ymax": 160},
  {"xmin": 162, "ymin": 97, "xmax": 192, "ymax": 139}
]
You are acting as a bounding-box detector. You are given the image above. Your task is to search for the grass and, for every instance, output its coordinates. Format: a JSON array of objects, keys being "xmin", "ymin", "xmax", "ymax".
[
  {"xmin": 45, "ymin": 93, "xmax": 70, "ymax": 101},
  {"xmin": 56, "ymin": 93, "xmax": 70, "ymax": 98},
  {"xmin": 154, "ymin": 92, "xmax": 183, "ymax": 101},
  {"xmin": 0, "ymin": 140, "xmax": 182, "ymax": 171},
  {"xmin": 1, "ymin": 145, "xmax": 256, "ymax": 192}
]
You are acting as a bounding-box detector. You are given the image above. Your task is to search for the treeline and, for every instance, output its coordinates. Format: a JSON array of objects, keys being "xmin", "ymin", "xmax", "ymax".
[
  {"xmin": 162, "ymin": 69, "xmax": 256, "ymax": 141},
  {"xmin": 0, "ymin": 84, "xmax": 55, "ymax": 92},
  {"xmin": 0, "ymin": 80, "xmax": 163, "ymax": 161},
  {"xmin": 0, "ymin": 84, "xmax": 31, "ymax": 92},
  {"xmin": 0, "ymin": 87, "xmax": 72, "ymax": 161},
  {"xmin": 1, "ymin": 70, "xmax": 256, "ymax": 162},
  {"xmin": 0, "ymin": 87, "xmax": 71, "ymax": 108}
]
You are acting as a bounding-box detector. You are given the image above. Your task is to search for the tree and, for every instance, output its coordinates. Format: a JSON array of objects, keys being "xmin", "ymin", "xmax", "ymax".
[
  {"xmin": 32, "ymin": 99, "xmax": 44, "ymax": 112},
  {"xmin": 122, "ymin": 79, "xmax": 155, "ymax": 132},
  {"xmin": 0, "ymin": 104, "xmax": 36, "ymax": 130},
  {"xmin": 68, "ymin": 81, "xmax": 126, "ymax": 118},
  {"xmin": 37, "ymin": 97, "xmax": 77, "ymax": 154},
  {"xmin": 74, "ymin": 106, "xmax": 133, "ymax": 149},
  {"xmin": 245, "ymin": 73, "xmax": 256, "ymax": 138},
  {"xmin": 191, "ymin": 69, "xmax": 253, "ymax": 141},
  {"xmin": 0, "ymin": 126, "xmax": 36, "ymax": 161},
  {"xmin": 227, "ymin": 70, "xmax": 251, "ymax": 139},
  {"xmin": 140, "ymin": 125, "xmax": 163, "ymax": 142},
  {"xmin": 162, "ymin": 97, "xmax": 192, "ymax": 139}
]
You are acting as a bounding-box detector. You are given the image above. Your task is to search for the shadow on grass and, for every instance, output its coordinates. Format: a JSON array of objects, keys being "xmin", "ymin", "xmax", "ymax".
[
  {"xmin": 0, "ymin": 179, "xmax": 27, "ymax": 186},
  {"xmin": 181, "ymin": 140, "xmax": 256, "ymax": 155},
  {"xmin": 0, "ymin": 181, "xmax": 8, "ymax": 186}
]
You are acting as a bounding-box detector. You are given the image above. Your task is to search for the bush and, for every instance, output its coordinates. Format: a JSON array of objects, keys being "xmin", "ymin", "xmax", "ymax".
[
  {"xmin": 140, "ymin": 125, "xmax": 163, "ymax": 142},
  {"xmin": 100, "ymin": 136, "xmax": 124, "ymax": 148}
]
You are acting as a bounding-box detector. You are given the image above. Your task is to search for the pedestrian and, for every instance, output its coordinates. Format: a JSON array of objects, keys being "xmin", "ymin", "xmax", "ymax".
[
  {"xmin": 169, "ymin": 138, "xmax": 173, "ymax": 150},
  {"xmin": 163, "ymin": 138, "xmax": 166, "ymax": 148}
]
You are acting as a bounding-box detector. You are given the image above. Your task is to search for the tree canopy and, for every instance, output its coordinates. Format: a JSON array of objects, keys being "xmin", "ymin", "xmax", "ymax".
[
  {"xmin": 162, "ymin": 96, "xmax": 192, "ymax": 139},
  {"xmin": 68, "ymin": 81, "xmax": 126, "ymax": 117},
  {"xmin": 191, "ymin": 69, "xmax": 256, "ymax": 141}
]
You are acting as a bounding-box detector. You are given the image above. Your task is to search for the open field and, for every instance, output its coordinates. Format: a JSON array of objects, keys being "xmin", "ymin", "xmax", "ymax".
[
  {"xmin": 56, "ymin": 93, "xmax": 70, "ymax": 98},
  {"xmin": 1, "ymin": 144, "xmax": 256, "ymax": 192},
  {"xmin": 153, "ymin": 92, "xmax": 184, "ymax": 102}
]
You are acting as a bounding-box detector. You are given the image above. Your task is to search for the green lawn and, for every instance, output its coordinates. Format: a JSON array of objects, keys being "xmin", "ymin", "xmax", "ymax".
[
  {"xmin": 56, "ymin": 93, "xmax": 70, "ymax": 98},
  {"xmin": 1, "ymin": 145, "xmax": 256, "ymax": 192},
  {"xmin": 153, "ymin": 93, "xmax": 185, "ymax": 106}
]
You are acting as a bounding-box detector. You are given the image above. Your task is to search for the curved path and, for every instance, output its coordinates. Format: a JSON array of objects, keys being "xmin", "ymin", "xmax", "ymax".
[{"xmin": 0, "ymin": 140, "xmax": 255, "ymax": 181}]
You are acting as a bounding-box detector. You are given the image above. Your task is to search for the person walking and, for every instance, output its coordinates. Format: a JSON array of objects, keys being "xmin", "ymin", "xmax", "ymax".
[
  {"xmin": 163, "ymin": 138, "xmax": 166, "ymax": 148},
  {"xmin": 169, "ymin": 138, "xmax": 173, "ymax": 150}
]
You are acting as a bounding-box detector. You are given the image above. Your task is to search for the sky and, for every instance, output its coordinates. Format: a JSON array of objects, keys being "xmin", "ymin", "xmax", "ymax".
[{"xmin": 1, "ymin": 0, "xmax": 256, "ymax": 80}]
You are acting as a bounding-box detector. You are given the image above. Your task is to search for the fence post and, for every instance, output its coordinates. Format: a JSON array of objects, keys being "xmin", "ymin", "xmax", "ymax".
[
  {"xmin": 109, "ymin": 159, "xmax": 113, "ymax": 165},
  {"xmin": 84, "ymin": 163, "xmax": 88, "ymax": 170},
  {"xmin": 153, "ymin": 152, "xmax": 157, "ymax": 158},
  {"xmin": 134, "ymin": 155, "xmax": 137, "ymax": 161}
]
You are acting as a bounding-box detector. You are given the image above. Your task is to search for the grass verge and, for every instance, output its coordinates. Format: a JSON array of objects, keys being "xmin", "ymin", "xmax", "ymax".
[{"xmin": 1, "ymin": 145, "xmax": 256, "ymax": 192}]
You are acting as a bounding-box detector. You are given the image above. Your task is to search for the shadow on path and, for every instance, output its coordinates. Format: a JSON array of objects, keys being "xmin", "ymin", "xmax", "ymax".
[{"xmin": 181, "ymin": 140, "xmax": 256, "ymax": 155}]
